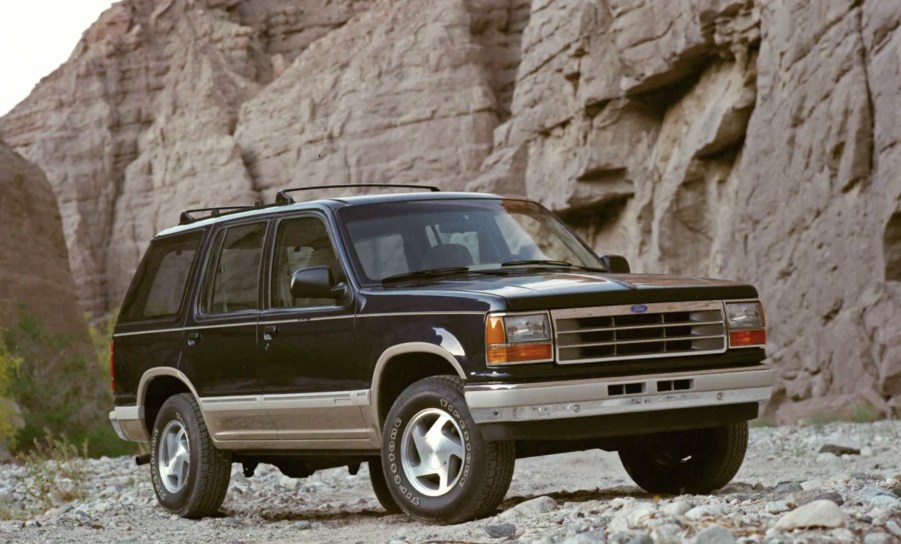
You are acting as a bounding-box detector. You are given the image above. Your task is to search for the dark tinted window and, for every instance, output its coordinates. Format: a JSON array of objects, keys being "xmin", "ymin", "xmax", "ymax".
[
  {"xmin": 201, "ymin": 222, "xmax": 266, "ymax": 314},
  {"xmin": 120, "ymin": 231, "xmax": 203, "ymax": 322},
  {"xmin": 271, "ymin": 217, "xmax": 339, "ymax": 308}
]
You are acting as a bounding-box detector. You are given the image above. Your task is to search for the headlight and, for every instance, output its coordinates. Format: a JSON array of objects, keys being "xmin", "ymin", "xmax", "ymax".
[
  {"xmin": 485, "ymin": 313, "xmax": 553, "ymax": 364},
  {"xmin": 726, "ymin": 302, "xmax": 765, "ymax": 329},
  {"xmin": 725, "ymin": 301, "xmax": 766, "ymax": 348}
]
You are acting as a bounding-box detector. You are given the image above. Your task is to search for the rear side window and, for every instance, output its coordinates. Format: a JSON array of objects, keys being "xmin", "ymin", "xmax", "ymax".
[
  {"xmin": 201, "ymin": 222, "xmax": 266, "ymax": 314},
  {"xmin": 120, "ymin": 231, "xmax": 203, "ymax": 323}
]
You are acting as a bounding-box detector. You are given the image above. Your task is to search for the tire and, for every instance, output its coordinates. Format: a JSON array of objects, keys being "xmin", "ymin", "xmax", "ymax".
[
  {"xmin": 150, "ymin": 393, "xmax": 232, "ymax": 518},
  {"xmin": 368, "ymin": 456, "xmax": 402, "ymax": 514},
  {"xmin": 618, "ymin": 421, "xmax": 749, "ymax": 495},
  {"xmin": 381, "ymin": 375, "xmax": 515, "ymax": 524}
]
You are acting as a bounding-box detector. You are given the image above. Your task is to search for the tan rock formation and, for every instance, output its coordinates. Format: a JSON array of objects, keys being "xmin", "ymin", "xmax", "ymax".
[
  {"xmin": 1, "ymin": 0, "xmax": 899, "ymax": 418},
  {"xmin": 0, "ymin": 140, "xmax": 108, "ymax": 435},
  {"xmin": 236, "ymin": 0, "xmax": 501, "ymax": 198}
]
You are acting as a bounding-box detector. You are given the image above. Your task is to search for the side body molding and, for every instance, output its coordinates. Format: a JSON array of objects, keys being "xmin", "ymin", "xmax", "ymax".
[{"xmin": 369, "ymin": 342, "xmax": 467, "ymax": 434}]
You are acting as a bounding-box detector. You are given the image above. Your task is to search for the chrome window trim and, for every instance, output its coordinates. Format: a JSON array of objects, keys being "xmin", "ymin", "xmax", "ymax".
[
  {"xmin": 113, "ymin": 327, "xmax": 186, "ymax": 338},
  {"xmin": 112, "ymin": 312, "xmax": 481, "ymax": 337}
]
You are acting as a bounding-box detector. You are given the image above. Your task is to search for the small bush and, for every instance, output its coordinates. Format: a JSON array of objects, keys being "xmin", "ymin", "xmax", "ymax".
[
  {"xmin": 850, "ymin": 400, "xmax": 882, "ymax": 423},
  {"xmin": 87, "ymin": 310, "xmax": 117, "ymax": 380},
  {"xmin": 20, "ymin": 431, "xmax": 88, "ymax": 512},
  {"xmin": 0, "ymin": 337, "xmax": 24, "ymax": 448},
  {"xmin": 1, "ymin": 305, "xmax": 137, "ymax": 458}
]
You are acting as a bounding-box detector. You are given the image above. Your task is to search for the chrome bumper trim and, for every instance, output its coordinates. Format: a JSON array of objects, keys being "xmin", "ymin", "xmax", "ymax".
[
  {"xmin": 109, "ymin": 406, "xmax": 149, "ymax": 442},
  {"xmin": 464, "ymin": 367, "xmax": 774, "ymax": 424}
]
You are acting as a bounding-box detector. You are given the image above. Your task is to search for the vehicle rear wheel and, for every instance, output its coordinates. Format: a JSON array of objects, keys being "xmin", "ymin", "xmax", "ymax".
[
  {"xmin": 368, "ymin": 456, "xmax": 402, "ymax": 514},
  {"xmin": 618, "ymin": 421, "xmax": 748, "ymax": 495},
  {"xmin": 150, "ymin": 393, "xmax": 232, "ymax": 518},
  {"xmin": 381, "ymin": 375, "xmax": 515, "ymax": 524}
]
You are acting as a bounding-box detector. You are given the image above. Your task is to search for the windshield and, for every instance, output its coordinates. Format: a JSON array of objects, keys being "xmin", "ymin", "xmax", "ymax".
[{"xmin": 338, "ymin": 199, "xmax": 603, "ymax": 284}]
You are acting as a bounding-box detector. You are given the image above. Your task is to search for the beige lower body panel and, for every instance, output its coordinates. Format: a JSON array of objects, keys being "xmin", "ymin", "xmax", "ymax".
[
  {"xmin": 464, "ymin": 366, "xmax": 775, "ymax": 424},
  {"xmin": 211, "ymin": 437, "xmax": 379, "ymax": 451},
  {"xmin": 109, "ymin": 406, "xmax": 149, "ymax": 442},
  {"xmin": 203, "ymin": 390, "xmax": 380, "ymax": 450}
]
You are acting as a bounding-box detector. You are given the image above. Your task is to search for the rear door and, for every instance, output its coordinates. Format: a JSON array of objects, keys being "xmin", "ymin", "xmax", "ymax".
[
  {"xmin": 258, "ymin": 213, "xmax": 368, "ymax": 446},
  {"xmin": 181, "ymin": 220, "xmax": 276, "ymax": 442},
  {"xmin": 114, "ymin": 230, "xmax": 205, "ymax": 405}
]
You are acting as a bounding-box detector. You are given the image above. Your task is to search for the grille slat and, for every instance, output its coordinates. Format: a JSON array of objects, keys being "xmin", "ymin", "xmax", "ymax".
[
  {"xmin": 559, "ymin": 334, "xmax": 725, "ymax": 349},
  {"xmin": 552, "ymin": 301, "xmax": 726, "ymax": 364},
  {"xmin": 556, "ymin": 320, "xmax": 724, "ymax": 334}
]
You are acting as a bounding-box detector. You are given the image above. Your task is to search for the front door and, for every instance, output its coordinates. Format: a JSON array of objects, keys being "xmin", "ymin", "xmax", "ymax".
[{"xmin": 258, "ymin": 214, "xmax": 369, "ymax": 447}]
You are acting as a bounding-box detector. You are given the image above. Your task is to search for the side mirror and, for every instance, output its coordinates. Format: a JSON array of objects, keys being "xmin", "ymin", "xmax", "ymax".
[
  {"xmin": 290, "ymin": 266, "xmax": 345, "ymax": 299},
  {"xmin": 600, "ymin": 254, "xmax": 630, "ymax": 274}
]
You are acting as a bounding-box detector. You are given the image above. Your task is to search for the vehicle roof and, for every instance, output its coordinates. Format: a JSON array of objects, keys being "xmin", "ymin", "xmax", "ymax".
[{"xmin": 155, "ymin": 191, "xmax": 511, "ymax": 238}]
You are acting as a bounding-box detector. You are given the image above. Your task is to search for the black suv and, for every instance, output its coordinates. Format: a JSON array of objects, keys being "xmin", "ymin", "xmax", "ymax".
[{"xmin": 109, "ymin": 186, "xmax": 773, "ymax": 523}]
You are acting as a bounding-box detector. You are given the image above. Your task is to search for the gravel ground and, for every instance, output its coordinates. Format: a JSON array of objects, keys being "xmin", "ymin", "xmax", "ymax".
[{"xmin": 1, "ymin": 421, "xmax": 899, "ymax": 544}]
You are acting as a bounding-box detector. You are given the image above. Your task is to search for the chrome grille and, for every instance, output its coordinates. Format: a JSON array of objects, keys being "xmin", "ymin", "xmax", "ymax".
[{"xmin": 552, "ymin": 301, "xmax": 726, "ymax": 364}]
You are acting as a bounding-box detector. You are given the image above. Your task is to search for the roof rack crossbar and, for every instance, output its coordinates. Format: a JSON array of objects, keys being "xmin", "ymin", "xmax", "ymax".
[
  {"xmin": 179, "ymin": 206, "xmax": 256, "ymax": 225},
  {"xmin": 275, "ymin": 184, "xmax": 440, "ymax": 204}
]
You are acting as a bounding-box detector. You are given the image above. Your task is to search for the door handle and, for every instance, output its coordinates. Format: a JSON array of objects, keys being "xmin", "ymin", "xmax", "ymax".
[
  {"xmin": 186, "ymin": 331, "xmax": 201, "ymax": 347},
  {"xmin": 263, "ymin": 324, "xmax": 278, "ymax": 341}
]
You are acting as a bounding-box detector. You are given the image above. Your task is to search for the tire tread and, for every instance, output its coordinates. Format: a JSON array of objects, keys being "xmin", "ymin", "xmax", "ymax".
[
  {"xmin": 386, "ymin": 375, "xmax": 515, "ymax": 524},
  {"xmin": 619, "ymin": 421, "xmax": 748, "ymax": 495},
  {"xmin": 154, "ymin": 393, "xmax": 231, "ymax": 518}
]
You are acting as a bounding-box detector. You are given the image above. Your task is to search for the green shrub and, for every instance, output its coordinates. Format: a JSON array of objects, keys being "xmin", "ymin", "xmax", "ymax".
[
  {"xmin": 850, "ymin": 400, "xmax": 882, "ymax": 423},
  {"xmin": 1, "ymin": 305, "xmax": 137, "ymax": 458},
  {"xmin": 87, "ymin": 310, "xmax": 117, "ymax": 380},
  {"xmin": 0, "ymin": 337, "xmax": 24, "ymax": 448}
]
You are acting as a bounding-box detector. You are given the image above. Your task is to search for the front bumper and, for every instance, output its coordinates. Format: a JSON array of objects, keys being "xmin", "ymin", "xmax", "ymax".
[
  {"xmin": 109, "ymin": 406, "xmax": 149, "ymax": 442},
  {"xmin": 464, "ymin": 366, "xmax": 774, "ymax": 424}
]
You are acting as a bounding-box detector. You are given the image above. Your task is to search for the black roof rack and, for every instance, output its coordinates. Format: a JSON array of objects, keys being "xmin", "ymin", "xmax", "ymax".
[
  {"xmin": 275, "ymin": 184, "xmax": 440, "ymax": 204},
  {"xmin": 179, "ymin": 205, "xmax": 258, "ymax": 225}
]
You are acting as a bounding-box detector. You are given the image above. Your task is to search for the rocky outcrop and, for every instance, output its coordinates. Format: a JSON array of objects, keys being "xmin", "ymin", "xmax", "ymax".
[
  {"xmin": 472, "ymin": 0, "xmax": 901, "ymax": 420},
  {"xmin": 0, "ymin": 141, "xmax": 108, "ymax": 439},
  {"xmin": 0, "ymin": 0, "xmax": 372, "ymax": 312},
  {"xmin": 1, "ymin": 0, "xmax": 899, "ymax": 419}
]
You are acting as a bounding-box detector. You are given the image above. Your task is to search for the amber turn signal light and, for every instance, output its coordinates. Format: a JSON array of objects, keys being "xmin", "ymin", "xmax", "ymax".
[
  {"xmin": 729, "ymin": 329, "xmax": 766, "ymax": 347},
  {"xmin": 487, "ymin": 343, "xmax": 553, "ymax": 364}
]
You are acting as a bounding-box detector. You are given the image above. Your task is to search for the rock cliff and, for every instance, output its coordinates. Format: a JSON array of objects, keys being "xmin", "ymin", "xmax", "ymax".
[
  {"xmin": 1, "ymin": 0, "xmax": 899, "ymax": 419},
  {"xmin": 0, "ymin": 141, "xmax": 109, "ymax": 443}
]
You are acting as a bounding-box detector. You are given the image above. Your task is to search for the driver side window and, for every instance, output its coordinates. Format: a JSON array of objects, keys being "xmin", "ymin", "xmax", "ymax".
[{"xmin": 271, "ymin": 217, "xmax": 340, "ymax": 308}]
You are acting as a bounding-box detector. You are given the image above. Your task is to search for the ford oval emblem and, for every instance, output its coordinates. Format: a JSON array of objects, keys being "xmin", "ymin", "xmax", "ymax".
[{"xmin": 630, "ymin": 304, "xmax": 648, "ymax": 314}]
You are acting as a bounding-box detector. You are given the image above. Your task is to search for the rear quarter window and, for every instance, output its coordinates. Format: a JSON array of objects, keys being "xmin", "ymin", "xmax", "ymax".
[{"xmin": 119, "ymin": 231, "xmax": 203, "ymax": 323}]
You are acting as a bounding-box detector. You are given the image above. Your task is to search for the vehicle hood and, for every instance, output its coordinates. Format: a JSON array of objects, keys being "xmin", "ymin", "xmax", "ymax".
[{"xmin": 376, "ymin": 271, "xmax": 758, "ymax": 311}]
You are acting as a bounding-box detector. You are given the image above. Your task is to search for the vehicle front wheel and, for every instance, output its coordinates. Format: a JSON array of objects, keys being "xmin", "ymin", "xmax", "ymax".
[
  {"xmin": 150, "ymin": 393, "xmax": 232, "ymax": 518},
  {"xmin": 368, "ymin": 456, "xmax": 402, "ymax": 514},
  {"xmin": 618, "ymin": 421, "xmax": 748, "ymax": 495},
  {"xmin": 381, "ymin": 375, "xmax": 515, "ymax": 524}
]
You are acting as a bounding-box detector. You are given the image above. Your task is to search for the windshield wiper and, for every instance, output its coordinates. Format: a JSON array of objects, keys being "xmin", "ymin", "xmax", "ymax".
[
  {"xmin": 501, "ymin": 259, "xmax": 577, "ymax": 268},
  {"xmin": 500, "ymin": 260, "xmax": 607, "ymax": 272},
  {"xmin": 381, "ymin": 267, "xmax": 472, "ymax": 284}
]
